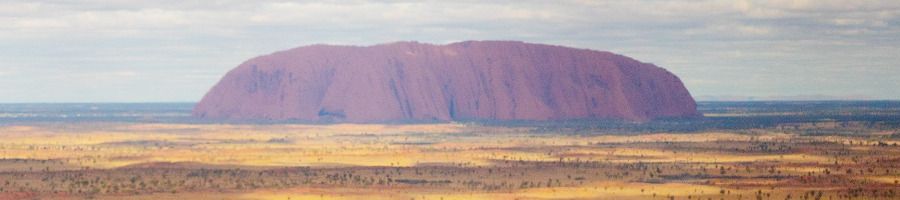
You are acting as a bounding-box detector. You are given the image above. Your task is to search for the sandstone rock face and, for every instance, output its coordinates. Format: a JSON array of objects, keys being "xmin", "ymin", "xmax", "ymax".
[{"xmin": 194, "ymin": 41, "xmax": 698, "ymax": 122}]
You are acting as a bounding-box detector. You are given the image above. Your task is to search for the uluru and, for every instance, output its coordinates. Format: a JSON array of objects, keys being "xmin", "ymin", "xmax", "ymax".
[{"xmin": 194, "ymin": 41, "xmax": 698, "ymax": 122}]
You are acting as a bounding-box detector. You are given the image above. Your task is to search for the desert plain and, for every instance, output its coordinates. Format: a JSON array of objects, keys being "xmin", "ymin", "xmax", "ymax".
[{"xmin": 1, "ymin": 110, "xmax": 900, "ymax": 200}]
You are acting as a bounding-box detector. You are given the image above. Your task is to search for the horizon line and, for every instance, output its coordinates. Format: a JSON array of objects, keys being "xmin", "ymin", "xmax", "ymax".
[{"xmin": 2, "ymin": 100, "xmax": 900, "ymax": 104}]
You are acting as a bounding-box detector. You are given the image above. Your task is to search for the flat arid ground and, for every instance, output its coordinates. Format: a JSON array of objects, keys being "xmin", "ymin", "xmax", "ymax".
[{"xmin": 1, "ymin": 102, "xmax": 900, "ymax": 200}]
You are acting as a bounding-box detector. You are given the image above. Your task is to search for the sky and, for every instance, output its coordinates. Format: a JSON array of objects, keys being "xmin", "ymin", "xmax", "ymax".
[{"xmin": 1, "ymin": 0, "xmax": 899, "ymax": 103}]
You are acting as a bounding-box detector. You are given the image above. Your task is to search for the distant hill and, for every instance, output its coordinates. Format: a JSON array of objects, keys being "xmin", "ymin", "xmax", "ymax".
[
  {"xmin": 194, "ymin": 41, "xmax": 699, "ymax": 122},
  {"xmin": 695, "ymin": 95, "xmax": 879, "ymax": 101}
]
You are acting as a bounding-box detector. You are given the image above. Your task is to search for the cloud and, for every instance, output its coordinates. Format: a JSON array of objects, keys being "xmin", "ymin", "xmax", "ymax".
[{"xmin": 1, "ymin": 0, "xmax": 899, "ymax": 102}]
